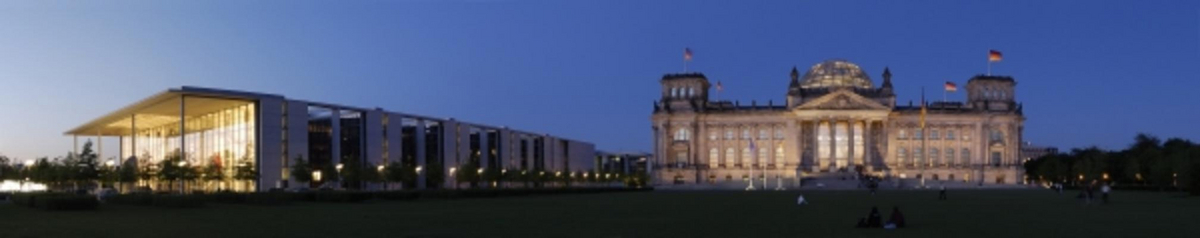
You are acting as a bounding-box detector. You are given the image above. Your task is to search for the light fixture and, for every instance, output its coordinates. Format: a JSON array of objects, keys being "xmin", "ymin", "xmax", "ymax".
[
  {"xmin": 313, "ymin": 171, "xmax": 323, "ymax": 182},
  {"xmin": 105, "ymin": 160, "xmax": 116, "ymax": 167},
  {"xmin": 477, "ymin": 168, "xmax": 483, "ymax": 174},
  {"xmin": 178, "ymin": 161, "xmax": 188, "ymax": 167},
  {"xmin": 449, "ymin": 167, "xmax": 457, "ymax": 175},
  {"xmin": 24, "ymin": 160, "xmax": 34, "ymax": 166},
  {"xmin": 415, "ymin": 166, "xmax": 423, "ymax": 173},
  {"xmin": 377, "ymin": 165, "xmax": 385, "ymax": 172},
  {"xmin": 336, "ymin": 163, "xmax": 344, "ymax": 171}
]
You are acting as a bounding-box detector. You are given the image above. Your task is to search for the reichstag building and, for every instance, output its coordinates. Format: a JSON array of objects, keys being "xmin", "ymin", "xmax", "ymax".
[{"xmin": 650, "ymin": 60, "xmax": 1025, "ymax": 188}]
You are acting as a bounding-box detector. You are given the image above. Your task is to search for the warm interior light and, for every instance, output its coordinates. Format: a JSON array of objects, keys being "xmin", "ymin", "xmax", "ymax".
[{"xmin": 313, "ymin": 171, "xmax": 323, "ymax": 182}]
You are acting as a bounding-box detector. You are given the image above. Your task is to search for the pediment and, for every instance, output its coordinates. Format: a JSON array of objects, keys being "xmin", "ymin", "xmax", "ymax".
[{"xmin": 795, "ymin": 89, "xmax": 890, "ymax": 110}]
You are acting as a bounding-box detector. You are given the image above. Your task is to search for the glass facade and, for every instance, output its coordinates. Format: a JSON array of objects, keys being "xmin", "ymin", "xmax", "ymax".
[{"xmin": 118, "ymin": 96, "xmax": 257, "ymax": 192}]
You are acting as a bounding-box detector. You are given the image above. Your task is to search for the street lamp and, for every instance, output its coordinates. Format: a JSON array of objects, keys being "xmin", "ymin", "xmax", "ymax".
[
  {"xmin": 24, "ymin": 160, "xmax": 34, "ymax": 167},
  {"xmin": 477, "ymin": 168, "xmax": 484, "ymax": 175},
  {"xmin": 377, "ymin": 165, "xmax": 385, "ymax": 172},
  {"xmin": 415, "ymin": 166, "xmax": 423, "ymax": 173},
  {"xmin": 336, "ymin": 163, "xmax": 344, "ymax": 172}
]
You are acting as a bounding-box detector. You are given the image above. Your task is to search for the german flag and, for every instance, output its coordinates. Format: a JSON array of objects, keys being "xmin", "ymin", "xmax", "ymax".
[
  {"xmin": 684, "ymin": 48, "xmax": 693, "ymax": 61},
  {"xmin": 944, "ymin": 82, "xmax": 957, "ymax": 92},
  {"xmin": 988, "ymin": 50, "xmax": 1003, "ymax": 62}
]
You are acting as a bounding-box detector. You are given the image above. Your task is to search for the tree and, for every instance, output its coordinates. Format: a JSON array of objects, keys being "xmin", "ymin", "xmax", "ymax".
[
  {"xmin": 0, "ymin": 156, "xmax": 17, "ymax": 181},
  {"xmin": 75, "ymin": 141, "xmax": 101, "ymax": 189},
  {"xmin": 455, "ymin": 161, "xmax": 481, "ymax": 188},
  {"xmin": 118, "ymin": 157, "xmax": 138, "ymax": 192},
  {"xmin": 234, "ymin": 161, "xmax": 257, "ymax": 191},
  {"xmin": 360, "ymin": 161, "xmax": 383, "ymax": 190},
  {"xmin": 319, "ymin": 162, "xmax": 339, "ymax": 189},
  {"xmin": 157, "ymin": 151, "xmax": 187, "ymax": 193},
  {"xmin": 200, "ymin": 162, "xmax": 225, "ymax": 192},
  {"xmin": 289, "ymin": 155, "xmax": 313, "ymax": 187},
  {"xmin": 383, "ymin": 161, "xmax": 415, "ymax": 190}
]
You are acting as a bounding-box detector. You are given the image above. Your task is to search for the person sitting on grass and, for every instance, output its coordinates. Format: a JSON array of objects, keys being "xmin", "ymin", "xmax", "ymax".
[
  {"xmin": 867, "ymin": 206, "xmax": 883, "ymax": 228},
  {"xmin": 887, "ymin": 206, "xmax": 906, "ymax": 228}
]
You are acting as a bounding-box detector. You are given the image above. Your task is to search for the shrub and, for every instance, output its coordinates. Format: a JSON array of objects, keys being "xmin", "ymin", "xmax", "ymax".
[
  {"xmin": 11, "ymin": 193, "xmax": 39, "ymax": 207},
  {"xmin": 152, "ymin": 195, "xmax": 205, "ymax": 208},
  {"xmin": 34, "ymin": 195, "xmax": 99, "ymax": 211}
]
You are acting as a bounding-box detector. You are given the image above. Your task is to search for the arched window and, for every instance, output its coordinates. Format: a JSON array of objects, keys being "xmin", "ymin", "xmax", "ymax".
[
  {"xmin": 741, "ymin": 148, "xmax": 752, "ymax": 166},
  {"xmin": 946, "ymin": 148, "xmax": 956, "ymax": 167},
  {"xmin": 674, "ymin": 128, "xmax": 690, "ymax": 141},
  {"xmin": 961, "ymin": 148, "xmax": 971, "ymax": 165},
  {"xmin": 709, "ymin": 148, "xmax": 719, "ymax": 167},
  {"xmin": 775, "ymin": 146, "xmax": 785, "ymax": 166},
  {"xmin": 759, "ymin": 147, "xmax": 769, "ymax": 166},
  {"xmin": 930, "ymin": 148, "xmax": 940, "ymax": 167},
  {"xmin": 913, "ymin": 148, "xmax": 924, "ymax": 167},
  {"xmin": 725, "ymin": 148, "xmax": 735, "ymax": 166}
]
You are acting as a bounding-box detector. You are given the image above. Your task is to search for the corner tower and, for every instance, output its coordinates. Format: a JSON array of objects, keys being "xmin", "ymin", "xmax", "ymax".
[{"xmin": 657, "ymin": 73, "xmax": 710, "ymax": 112}]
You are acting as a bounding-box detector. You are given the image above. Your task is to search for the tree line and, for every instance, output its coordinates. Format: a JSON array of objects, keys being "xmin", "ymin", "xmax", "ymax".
[
  {"xmin": 0, "ymin": 141, "xmax": 257, "ymax": 193},
  {"xmin": 1024, "ymin": 134, "xmax": 1200, "ymax": 194}
]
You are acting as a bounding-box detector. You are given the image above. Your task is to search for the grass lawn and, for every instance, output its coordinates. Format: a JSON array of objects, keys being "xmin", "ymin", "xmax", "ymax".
[{"xmin": 1, "ymin": 189, "xmax": 1197, "ymax": 237}]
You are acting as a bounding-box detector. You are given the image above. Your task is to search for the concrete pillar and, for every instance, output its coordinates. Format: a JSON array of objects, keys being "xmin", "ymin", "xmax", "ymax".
[
  {"xmin": 257, "ymin": 97, "xmax": 283, "ymax": 191},
  {"xmin": 414, "ymin": 119, "xmax": 427, "ymax": 189},
  {"xmin": 364, "ymin": 110, "xmax": 384, "ymax": 190},
  {"xmin": 330, "ymin": 109, "xmax": 341, "ymax": 188}
]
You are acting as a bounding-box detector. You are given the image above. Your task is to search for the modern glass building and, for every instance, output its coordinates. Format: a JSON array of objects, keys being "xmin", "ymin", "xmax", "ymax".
[{"xmin": 66, "ymin": 86, "xmax": 595, "ymax": 192}]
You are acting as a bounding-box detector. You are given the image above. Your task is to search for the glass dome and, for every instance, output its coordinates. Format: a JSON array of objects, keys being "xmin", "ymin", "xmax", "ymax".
[{"xmin": 800, "ymin": 60, "xmax": 874, "ymax": 89}]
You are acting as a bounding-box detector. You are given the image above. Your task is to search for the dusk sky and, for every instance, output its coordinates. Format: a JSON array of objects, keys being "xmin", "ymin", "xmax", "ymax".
[{"xmin": 1, "ymin": 0, "xmax": 1198, "ymax": 160}]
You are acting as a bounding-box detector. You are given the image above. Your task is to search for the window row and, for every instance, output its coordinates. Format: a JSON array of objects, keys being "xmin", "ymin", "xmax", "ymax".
[
  {"xmin": 669, "ymin": 87, "xmax": 697, "ymax": 98},
  {"xmin": 896, "ymin": 129, "xmax": 969, "ymax": 141},
  {"xmin": 706, "ymin": 147, "xmax": 787, "ymax": 167},
  {"xmin": 895, "ymin": 147, "xmax": 971, "ymax": 167}
]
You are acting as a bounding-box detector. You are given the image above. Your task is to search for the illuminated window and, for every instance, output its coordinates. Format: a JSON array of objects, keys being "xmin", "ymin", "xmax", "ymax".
[
  {"xmin": 913, "ymin": 148, "xmax": 924, "ymax": 167},
  {"xmin": 709, "ymin": 148, "xmax": 719, "ymax": 167},
  {"xmin": 897, "ymin": 148, "xmax": 907, "ymax": 166},
  {"xmin": 898, "ymin": 129, "xmax": 907, "ymax": 140},
  {"xmin": 709, "ymin": 131, "xmax": 717, "ymax": 141},
  {"xmin": 725, "ymin": 130, "xmax": 734, "ymax": 140},
  {"xmin": 674, "ymin": 129, "xmax": 690, "ymax": 141},
  {"xmin": 775, "ymin": 146, "xmax": 785, "ymax": 167},
  {"xmin": 961, "ymin": 148, "xmax": 970, "ymax": 165},
  {"xmin": 759, "ymin": 147, "xmax": 769, "ymax": 166},
  {"xmin": 725, "ymin": 148, "xmax": 735, "ymax": 166},
  {"xmin": 930, "ymin": 148, "xmax": 940, "ymax": 167},
  {"xmin": 774, "ymin": 129, "xmax": 784, "ymax": 139},
  {"xmin": 946, "ymin": 148, "xmax": 956, "ymax": 166},
  {"xmin": 741, "ymin": 148, "xmax": 751, "ymax": 166},
  {"xmin": 817, "ymin": 122, "xmax": 831, "ymax": 160}
]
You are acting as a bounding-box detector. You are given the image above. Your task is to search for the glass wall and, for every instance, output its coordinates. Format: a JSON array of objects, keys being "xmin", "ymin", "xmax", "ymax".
[
  {"xmin": 119, "ymin": 96, "xmax": 257, "ymax": 192},
  {"xmin": 307, "ymin": 106, "xmax": 334, "ymax": 188}
]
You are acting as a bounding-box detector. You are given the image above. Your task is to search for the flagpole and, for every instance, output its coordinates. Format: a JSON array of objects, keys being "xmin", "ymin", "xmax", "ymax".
[{"xmin": 920, "ymin": 87, "xmax": 926, "ymax": 188}]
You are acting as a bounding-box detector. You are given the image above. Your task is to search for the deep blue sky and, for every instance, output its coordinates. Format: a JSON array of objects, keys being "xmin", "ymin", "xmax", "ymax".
[{"xmin": 2, "ymin": 0, "xmax": 1198, "ymax": 160}]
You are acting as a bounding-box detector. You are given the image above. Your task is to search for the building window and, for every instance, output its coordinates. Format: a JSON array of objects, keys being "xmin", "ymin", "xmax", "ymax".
[
  {"xmin": 897, "ymin": 148, "xmax": 907, "ymax": 166},
  {"xmin": 775, "ymin": 146, "xmax": 785, "ymax": 167},
  {"xmin": 759, "ymin": 129, "xmax": 768, "ymax": 139},
  {"xmin": 742, "ymin": 129, "xmax": 750, "ymax": 139},
  {"xmin": 709, "ymin": 148, "xmax": 719, "ymax": 167},
  {"xmin": 817, "ymin": 122, "xmax": 831, "ymax": 160},
  {"xmin": 688, "ymin": 88, "xmax": 695, "ymax": 97},
  {"xmin": 741, "ymin": 148, "xmax": 752, "ymax": 167},
  {"xmin": 930, "ymin": 148, "xmax": 940, "ymax": 167},
  {"xmin": 961, "ymin": 148, "xmax": 971, "ymax": 165},
  {"xmin": 913, "ymin": 148, "xmax": 924, "ymax": 167},
  {"xmin": 991, "ymin": 151, "xmax": 1002, "ymax": 167},
  {"xmin": 930, "ymin": 130, "xmax": 940, "ymax": 140},
  {"xmin": 670, "ymin": 88, "xmax": 678, "ymax": 98},
  {"xmin": 898, "ymin": 129, "xmax": 907, "ymax": 140},
  {"xmin": 709, "ymin": 131, "xmax": 717, "ymax": 141},
  {"xmin": 914, "ymin": 130, "xmax": 924, "ymax": 140},
  {"xmin": 674, "ymin": 128, "xmax": 690, "ymax": 141},
  {"xmin": 946, "ymin": 130, "xmax": 956, "ymax": 140},
  {"xmin": 725, "ymin": 148, "xmax": 735, "ymax": 167},
  {"xmin": 946, "ymin": 148, "xmax": 956, "ymax": 167},
  {"xmin": 758, "ymin": 147, "xmax": 769, "ymax": 167},
  {"xmin": 775, "ymin": 129, "xmax": 784, "ymax": 139},
  {"xmin": 725, "ymin": 130, "xmax": 734, "ymax": 140},
  {"xmin": 990, "ymin": 130, "xmax": 1003, "ymax": 143}
]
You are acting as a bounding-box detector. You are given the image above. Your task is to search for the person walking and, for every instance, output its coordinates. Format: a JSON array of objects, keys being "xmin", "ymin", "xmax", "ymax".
[
  {"xmin": 1101, "ymin": 183, "xmax": 1111, "ymax": 204},
  {"xmin": 938, "ymin": 184, "xmax": 947, "ymax": 200}
]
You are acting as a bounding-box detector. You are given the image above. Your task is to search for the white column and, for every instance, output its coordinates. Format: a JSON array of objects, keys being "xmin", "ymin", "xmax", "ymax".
[{"xmin": 414, "ymin": 119, "xmax": 427, "ymax": 189}]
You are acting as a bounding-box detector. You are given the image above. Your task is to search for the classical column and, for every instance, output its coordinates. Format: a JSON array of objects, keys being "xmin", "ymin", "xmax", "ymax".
[{"xmin": 848, "ymin": 119, "xmax": 857, "ymax": 169}]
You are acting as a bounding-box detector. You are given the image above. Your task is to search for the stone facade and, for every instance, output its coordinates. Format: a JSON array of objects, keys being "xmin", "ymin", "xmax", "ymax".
[{"xmin": 650, "ymin": 60, "xmax": 1025, "ymax": 188}]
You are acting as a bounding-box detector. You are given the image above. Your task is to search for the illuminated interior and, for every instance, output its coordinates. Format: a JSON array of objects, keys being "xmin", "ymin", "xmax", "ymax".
[{"xmin": 67, "ymin": 92, "xmax": 258, "ymax": 192}]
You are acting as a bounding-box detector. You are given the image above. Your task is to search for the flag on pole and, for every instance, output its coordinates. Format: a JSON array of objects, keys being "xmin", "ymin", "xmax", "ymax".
[
  {"xmin": 920, "ymin": 88, "xmax": 927, "ymax": 129},
  {"xmin": 684, "ymin": 48, "xmax": 693, "ymax": 61},
  {"xmin": 988, "ymin": 50, "xmax": 1003, "ymax": 62},
  {"xmin": 715, "ymin": 81, "xmax": 724, "ymax": 92},
  {"xmin": 944, "ymin": 82, "xmax": 958, "ymax": 92}
]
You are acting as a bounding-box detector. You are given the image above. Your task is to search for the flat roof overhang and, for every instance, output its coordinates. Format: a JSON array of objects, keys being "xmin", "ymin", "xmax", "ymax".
[{"xmin": 64, "ymin": 86, "xmax": 282, "ymax": 136}]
